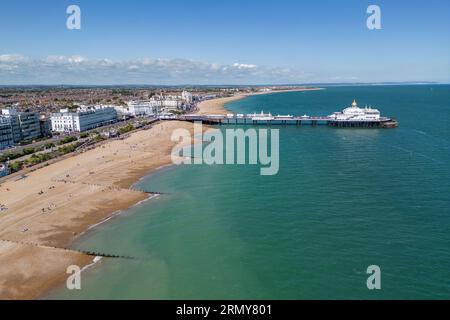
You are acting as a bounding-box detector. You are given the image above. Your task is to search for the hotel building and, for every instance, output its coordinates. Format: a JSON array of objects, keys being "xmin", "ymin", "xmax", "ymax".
[
  {"xmin": 39, "ymin": 115, "xmax": 52, "ymax": 137},
  {"xmin": 51, "ymin": 105, "xmax": 118, "ymax": 133},
  {"xmin": 0, "ymin": 108, "xmax": 42, "ymax": 147},
  {"xmin": 15, "ymin": 112, "xmax": 42, "ymax": 141},
  {"xmin": 0, "ymin": 117, "xmax": 14, "ymax": 150},
  {"xmin": 124, "ymin": 101, "xmax": 159, "ymax": 117},
  {"xmin": 181, "ymin": 91, "xmax": 193, "ymax": 103}
]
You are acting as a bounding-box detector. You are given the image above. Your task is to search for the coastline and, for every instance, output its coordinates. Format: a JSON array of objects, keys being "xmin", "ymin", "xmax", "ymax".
[
  {"xmin": 0, "ymin": 87, "xmax": 319, "ymax": 300},
  {"xmin": 195, "ymin": 87, "xmax": 323, "ymax": 115},
  {"xmin": 195, "ymin": 94, "xmax": 245, "ymax": 115},
  {"xmin": 0, "ymin": 121, "xmax": 195, "ymax": 299}
]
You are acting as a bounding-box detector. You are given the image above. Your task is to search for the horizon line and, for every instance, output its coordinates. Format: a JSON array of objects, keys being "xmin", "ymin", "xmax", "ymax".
[{"xmin": 0, "ymin": 81, "xmax": 447, "ymax": 88}]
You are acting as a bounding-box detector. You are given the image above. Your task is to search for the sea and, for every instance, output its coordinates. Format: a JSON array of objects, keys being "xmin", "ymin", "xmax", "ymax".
[{"xmin": 49, "ymin": 85, "xmax": 450, "ymax": 299}]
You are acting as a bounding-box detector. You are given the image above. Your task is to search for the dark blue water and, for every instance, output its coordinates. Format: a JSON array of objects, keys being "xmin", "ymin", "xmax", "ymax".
[{"xmin": 51, "ymin": 85, "xmax": 450, "ymax": 299}]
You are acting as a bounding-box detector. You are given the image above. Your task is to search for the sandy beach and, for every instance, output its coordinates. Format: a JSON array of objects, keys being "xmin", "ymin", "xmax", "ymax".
[
  {"xmin": 195, "ymin": 88, "xmax": 323, "ymax": 115},
  {"xmin": 0, "ymin": 88, "xmax": 319, "ymax": 299},
  {"xmin": 0, "ymin": 118, "xmax": 204, "ymax": 299},
  {"xmin": 195, "ymin": 95, "xmax": 245, "ymax": 115}
]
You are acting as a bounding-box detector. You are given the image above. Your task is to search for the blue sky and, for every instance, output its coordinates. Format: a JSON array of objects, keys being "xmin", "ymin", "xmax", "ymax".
[{"xmin": 0, "ymin": 0, "xmax": 449, "ymax": 84}]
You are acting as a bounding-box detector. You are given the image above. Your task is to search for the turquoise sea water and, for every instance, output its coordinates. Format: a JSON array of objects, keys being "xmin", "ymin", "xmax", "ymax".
[{"xmin": 50, "ymin": 85, "xmax": 450, "ymax": 299}]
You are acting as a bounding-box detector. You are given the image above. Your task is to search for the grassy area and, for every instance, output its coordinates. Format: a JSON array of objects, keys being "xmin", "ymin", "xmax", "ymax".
[
  {"xmin": 117, "ymin": 123, "xmax": 134, "ymax": 135},
  {"xmin": 57, "ymin": 136, "xmax": 78, "ymax": 145},
  {"xmin": 0, "ymin": 148, "xmax": 36, "ymax": 162},
  {"xmin": 0, "ymin": 135, "xmax": 81, "ymax": 163},
  {"xmin": 8, "ymin": 141, "xmax": 85, "ymax": 173}
]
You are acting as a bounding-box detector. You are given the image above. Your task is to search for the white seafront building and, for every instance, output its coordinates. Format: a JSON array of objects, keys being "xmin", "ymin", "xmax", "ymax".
[
  {"xmin": 181, "ymin": 90, "xmax": 193, "ymax": 104},
  {"xmin": 328, "ymin": 100, "xmax": 381, "ymax": 121},
  {"xmin": 124, "ymin": 91, "xmax": 194, "ymax": 116},
  {"xmin": 51, "ymin": 105, "xmax": 118, "ymax": 133},
  {"xmin": 130, "ymin": 101, "xmax": 158, "ymax": 116},
  {"xmin": 117, "ymin": 101, "xmax": 159, "ymax": 117}
]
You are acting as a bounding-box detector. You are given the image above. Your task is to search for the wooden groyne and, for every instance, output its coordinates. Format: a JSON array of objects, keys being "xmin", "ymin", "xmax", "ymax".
[{"xmin": 0, "ymin": 238, "xmax": 137, "ymax": 260}]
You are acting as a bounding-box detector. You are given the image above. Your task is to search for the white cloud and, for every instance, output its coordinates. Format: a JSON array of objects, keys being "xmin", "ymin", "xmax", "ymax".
[
  {"xmin": 0, "ymin": 54, "xmax": 28, "ymax": 63},
  {"xmin": 232, "ymin": 63, "xmax": 257, "ymax": 69},
  {"xmin": 0, "ymin": 54, "xmax": 310, "ymax": 85},
  {"xmin": 68, "ymin": 56, "xmax": 86, "ymax": 64}
]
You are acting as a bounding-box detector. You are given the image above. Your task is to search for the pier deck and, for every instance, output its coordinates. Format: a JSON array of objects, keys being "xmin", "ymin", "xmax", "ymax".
[{"xmin": 169, "ymin": 115, "xmax": 397, "ymax": 128}]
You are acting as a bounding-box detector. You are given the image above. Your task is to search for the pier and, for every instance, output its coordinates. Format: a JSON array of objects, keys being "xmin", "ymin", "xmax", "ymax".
[
  {"xmin": 166, "ymin": 100, "xmax": 398, "ymax": 128},
  {"xmin": 170, "ymin": 114, "xmax": 398, "ymax": 128}
]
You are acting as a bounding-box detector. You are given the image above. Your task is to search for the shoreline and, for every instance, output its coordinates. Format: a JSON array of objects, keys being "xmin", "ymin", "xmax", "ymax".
[
  {"xmin": 0, "ymin": 87, "xmax": 321, "ymax": 300},
  {"xmin": 195, "ymin": 87, "xmax": 323, "ymax": 115},
  {"xmin": 0, "ymin": 121, "xmax": 196, "ymax": 299}
]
